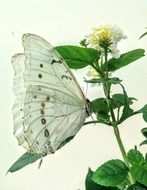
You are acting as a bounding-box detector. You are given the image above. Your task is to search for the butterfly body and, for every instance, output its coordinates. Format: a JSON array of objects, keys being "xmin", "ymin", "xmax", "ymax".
[{"xmin": 12, "ymin": 33, "xmax": 91, "ymax": 155}]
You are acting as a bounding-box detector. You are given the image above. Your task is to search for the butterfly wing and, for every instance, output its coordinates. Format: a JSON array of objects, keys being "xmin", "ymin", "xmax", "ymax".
[{"xmin": 12, "ymin": 34, "xmax": 89, "ymax": 154}]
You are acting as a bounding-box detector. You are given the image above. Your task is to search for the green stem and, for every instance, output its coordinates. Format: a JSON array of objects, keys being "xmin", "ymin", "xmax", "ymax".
[
  {"xmin": 104, "ymin": 84, "xmax": 135, "ymax": 184},
  {"xmin": 102, "ymin": 48, "xmax": 135, "ymax": 185},
  {"xmin": 113, "ymin": 125, "xmax": 135, "ymax": 184},
  {"xmin": 104, "ymin": 48, "xmax": 108, "ymax": 78}
]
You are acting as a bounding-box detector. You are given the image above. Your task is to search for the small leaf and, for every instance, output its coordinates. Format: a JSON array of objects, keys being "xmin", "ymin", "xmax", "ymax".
[
  {"xmin": 97, "ymin": 112, "xmax": 110, "ymax": 123},
  {"xmin": 139, "ymin": 31, "xmax": 147, "ymax": 39},
  {"xmin": 140, "ymin": 140, "xmax": 147, "ymax": 146},
  {"xmin": 85, "ymin": 77, "xmax": 122, "ymax": 84},
  {"xmin": 141, "ymin": 128, "xmax": 147, "ymax": 138},
  {"xmin": 111, "ymin": 94, "xmax": 136, "ymax": 109},
  {"xmin": 55, "ymin": 45, "xmax": 101, "ymax": 69},
  {"xmin": 130, "ymin": 163, "xmax": 147, "ymax": 186},
  {"xmin": 7, "ymin": 152, "xmax": 43, "ymax": 173},
  {"xmin": 119, "ymin": 105, "xmax": 134, "ymax": 123},
  {"xmin": 92, "ymin": 159, "xmax": 128, "ymax": 187},
  {"xmin": 127, "ymin": 149, "xmax": 145, "ymax": 167},
  {"xmin": 91, "ymin": 98, "xmax": 109, "ymax": 114},
  {"xmin": 85, "ymin": 168, "xmax": 119, "ymax": 190},
  {"xmin": 139, "ymin": 105, "xmax": 147, "ymax": 122},
  {"xmin": 79, "ymin": 39, "xmax": 88, "ymax": 47},
  {"xmin": 107, "ymin": 49, "xmax": 145, "ymax": 72},
  {"xmin": 127, "ymin": 183, "xmax": 147, "ymax": 190},
  {"xmin": 57, "ymin": 136, "xmax": 75, "ymax": 150}
]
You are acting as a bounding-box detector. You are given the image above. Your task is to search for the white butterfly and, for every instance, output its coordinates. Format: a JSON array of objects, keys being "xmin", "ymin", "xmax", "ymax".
[{"xmin": 12, "ymin": 33, "xmax": 91, "ymax": 155}]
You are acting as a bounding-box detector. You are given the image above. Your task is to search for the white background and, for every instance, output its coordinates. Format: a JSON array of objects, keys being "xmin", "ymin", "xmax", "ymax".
[{"xmin": 0, "ymin": 0, "xmax": 147, "ymax": 190}]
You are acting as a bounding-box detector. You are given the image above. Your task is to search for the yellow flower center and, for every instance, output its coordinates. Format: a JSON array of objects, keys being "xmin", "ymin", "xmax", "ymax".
[{"xmin": 90, "ymin": 27, "xmax": 111, "ymax": 46}]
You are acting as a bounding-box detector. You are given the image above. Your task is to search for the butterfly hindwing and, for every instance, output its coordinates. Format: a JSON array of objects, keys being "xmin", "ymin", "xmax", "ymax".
[{"xmin": 23, "ymin": 85, "xmax": 85, "ymax": 153}]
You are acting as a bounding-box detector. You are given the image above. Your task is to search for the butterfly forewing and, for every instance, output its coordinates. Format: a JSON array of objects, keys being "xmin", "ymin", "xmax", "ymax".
[
  {"xmin": 23, "ymin": 34, "xmax": 84, "ymax": 100},
  {"xmin": 12, "ymin": 33, "xmax": 90, "ymax": 155}
]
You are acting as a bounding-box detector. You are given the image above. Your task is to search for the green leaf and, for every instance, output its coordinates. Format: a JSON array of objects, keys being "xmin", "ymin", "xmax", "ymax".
[
  {"xmin": 140, "ymin": 140, "xmax": 147, "ymax": 146},
  {"xmin": 115, "ymin": 84, "xmax": 134, "ymax": 123},
  {"xmin": 127, "ymin": 149, "xmax": 145, "ymax": 167},
  {"xmin": 141, "ymin": 128, "xmax": 147, "ymax": 138},
  {"xmin": 91, "ymin": 98, "xmax": 109, "ymax": 114},
  {"xmin": 7, "ymin": 152, "xmax": 43, "ymax": 173},
  {"xmin": 97, "ymin": 112, "xmax": 110, "ymax": 123},
  {"xmin": 139, "ymin": 105, "xmax": 147, "ymax": 122},
  {"xmin": 111, "ymin": 94, "xmax": 136, "ymax": 109},
  {"xmin": 85, "ymin": 168, "xmax": 119, "ymax": 190},
  {"xmin": 55, "ymin": 45, "xmax": 101, "ymax": 69},
  {"xmin": 92, "ymin": 159, "xmax": 128, "ymax": 187},
  {"xmin": 91, "ymin": 98, "xmax": 110, "ymax": 124},
  {"xmin": 140, "ymin": 128, "xmax": 147, "ymax": 146},
  {"xmin": 79, "ymin": 39, "xmax": 88, "ymax": 47},
  {"xmin": 119, "ymin": 105, "xmax": 134, "ymax": 123},
  {"xmin": 139, "ymin": 31, "xmax": 147, "ymax": 39},
  {"xmin": 130, "ymin": 163, "xmax": 147, "ymax": 186},
  {"xmin": 145, "ymin": 153, "xmax": 147, "ymax": 161},
  {"xmin": 57, "ymin": 136, "xmax": 75, "ymax": 150},
  {"xmin": 85, "ymin": 77, "xmax": 122, "ymax": 84},
  {"xmin": 127, "ymin": 183, "xmax": 147, "ymax": 190},
  {"xmin": 107, "ymin": 49, "xmax": 145, "ymax": 72}
]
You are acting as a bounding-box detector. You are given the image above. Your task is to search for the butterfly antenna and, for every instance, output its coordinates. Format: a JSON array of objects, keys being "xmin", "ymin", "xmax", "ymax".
[
  {"xmin": 83, "ymin": 77, "xmax": 95, "ymax": 122},
  {"xmin": 83, "ymin": 77, "xmax": 88, "ymax": 98},
  {"xmin": 38, "ymin": 156, "xmax": 43, "ymax": 169},
  {"xmin": 90, "ymin": 114, "xmax": 95, "ymax": 122}
]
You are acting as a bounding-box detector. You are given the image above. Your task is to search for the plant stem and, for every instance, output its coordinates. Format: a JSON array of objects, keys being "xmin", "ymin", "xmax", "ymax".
[
  {"xmin": 103, "ymin": 84, "xmax": 135, "ymax": 184},
  {"xmin": 113, "ymin": 125, "xmax": 135, "ymax": 184},
  {"xmin": 103, "ymin": 49, "xmax": 135, "ymax": 184},
  {"xmin": 104, "ymin": 48, "xmax": 108, "ymax": 78}
]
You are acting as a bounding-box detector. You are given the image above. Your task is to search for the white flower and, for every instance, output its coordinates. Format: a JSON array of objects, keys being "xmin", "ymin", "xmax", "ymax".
[
  {"xmin": 86, "ymin": 66, "xmax": 100, "ymax": 78},
  {"xmin": 86, "ymin": 66, "xmax": 101, "ymax": 86},
  {"xmin": 85, "ymin": 24, "xmax": 127, "ymax": 58}
]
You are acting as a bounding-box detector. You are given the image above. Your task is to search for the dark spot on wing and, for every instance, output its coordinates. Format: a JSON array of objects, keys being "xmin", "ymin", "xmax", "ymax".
[
  {"xmin": 38, "ymin": 86, "xmax": 41, "ymax": 91},
  {"xmin": 33, "ymin": 95, "xmax": 37, "ymax": 99},
  {"xmin": 44, "ymin": 129, "xmax": 49, "ymax": 137},
  {"xmin": 41, "ymin": 103, "xmax": 45, "ymax": 107},
  {"xmin": 46, "ymin": 96, "xmax": 50, "ymax": 101},
  {"xmin": 61, "ymin": 75, "xmax": 72, "ymax": 80},
  {"xmin": 47, "ymin": 141, "xmax": 50, "ymax": 145},
  {"xmin": 36, "ymin": 141, "xmax": 39, "ymax": 145},
  {"xmin": 51, "ymin": 59, "xmax": 62, "ymax": 64},
  {"xmin": 40, "ymin": 64, "xmax": 43, "ymax": 68},
  {"xmin": 50, "ymin": 149, "xmax": 54, "ymax": 154},
  {"xmin": 38, "ymin": 73, "xmax": 42, "ymax": 78},
  {"xmin": 41, "ymin": 118, "xmax": 46, "ymax": 125},
  {"xmin": 40, "ymin": 109, "xmax": 44, "ymax": 115}
]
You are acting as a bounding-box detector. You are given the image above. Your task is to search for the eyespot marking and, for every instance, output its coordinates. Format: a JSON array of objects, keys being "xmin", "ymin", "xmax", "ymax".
[
  {"xmin": 33, "ymin": 95, "xmax": 37, "ymax": 99},
  {"xmin": 40, "ymin": 64, "xmax": 43, "ymax": 68},
  {"xmin": 46, "ymin": 96, "xmax": 50, "ymax": 101},
  {"xmin": 44, "ymin": 129, "xmax": 49, "ymax": 137},
  {"xmin": 41, "ymin": 103, "xmax": 45, "ymax": 107},
  {"xmin": 38, "ymin": 73, "xmax": 42, "ymax": 78},
  {"xmin": 40, "ymin": 109, "xmax": 44, "ymax": 115},
  {"xmin": 41, "ymin": 118, "xmax": 46, "ymax": 125}
]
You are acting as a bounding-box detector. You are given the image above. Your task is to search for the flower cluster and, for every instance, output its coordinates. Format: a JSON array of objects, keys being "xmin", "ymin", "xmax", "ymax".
[{"xmin": 85, "ymin": 24, "xmax": 127, "ymax": 58}]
